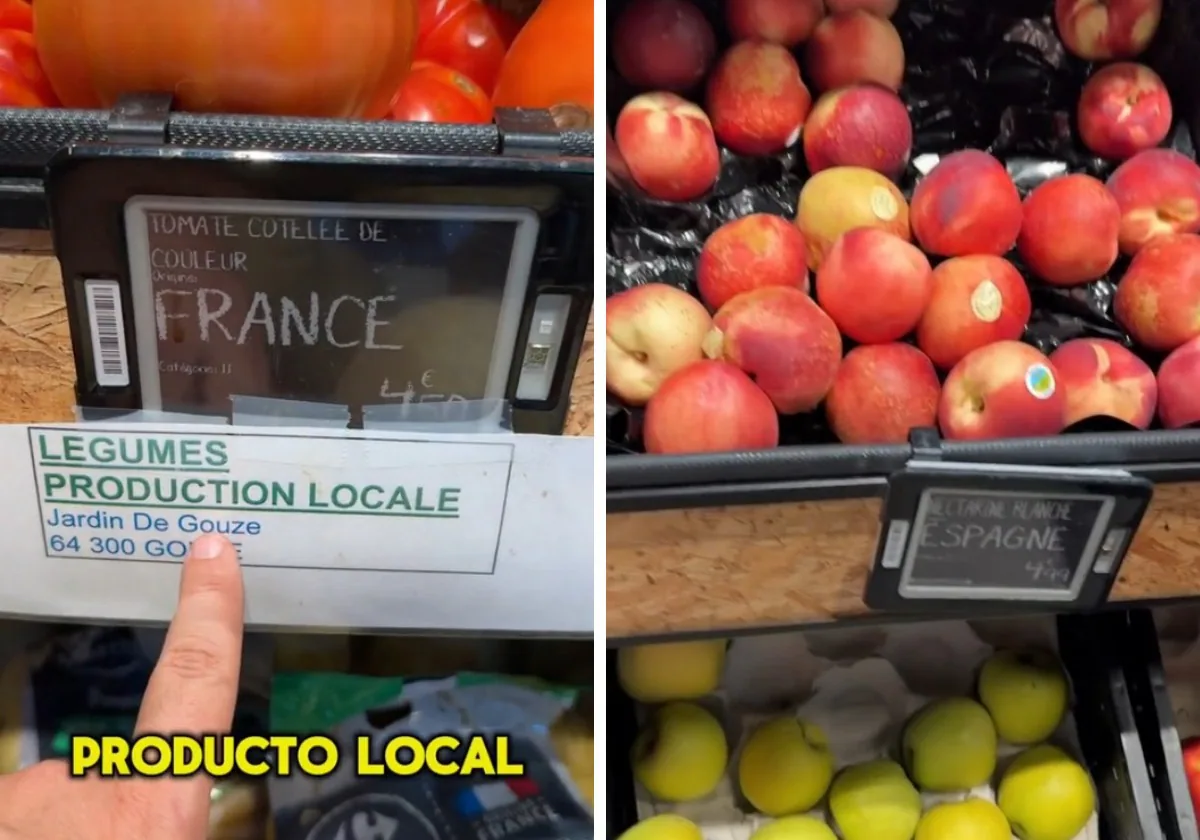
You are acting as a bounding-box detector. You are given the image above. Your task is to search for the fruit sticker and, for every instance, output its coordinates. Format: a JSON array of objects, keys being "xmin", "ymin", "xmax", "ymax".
[
  {"xmin": 869, "ymin": 187, "xmax": 899, "ymax": 220},
  {"xmin": 970, "ymin": 280, "xmax": 1002, "ymax": 322},
  {"xmin": 1025, "ymin": 364, "xmax": 1057, "ymax": 400}
]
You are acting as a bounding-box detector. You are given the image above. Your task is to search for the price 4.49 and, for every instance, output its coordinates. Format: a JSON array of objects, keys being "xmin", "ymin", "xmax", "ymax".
[
  {"xmin": 1025, "ymin": 559, "xmax": 1071, "ymax": 586},
  {"xmin": 48, "ymin": 535, "xmax": 136, "ymax": 556}
]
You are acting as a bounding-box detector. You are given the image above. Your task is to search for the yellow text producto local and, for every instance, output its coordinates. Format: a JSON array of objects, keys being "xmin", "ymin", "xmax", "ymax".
[{"xmin": 69, "ymin": 734, "xmax": 525, "ymax": 778}]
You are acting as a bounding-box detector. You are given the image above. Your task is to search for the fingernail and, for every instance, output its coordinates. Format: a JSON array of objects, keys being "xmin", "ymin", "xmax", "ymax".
[{"xmin": 191, "ymin": 534, "xmax": 227, "ymax": 560}]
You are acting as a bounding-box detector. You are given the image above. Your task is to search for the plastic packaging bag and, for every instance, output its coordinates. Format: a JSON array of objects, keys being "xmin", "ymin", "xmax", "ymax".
[{"xmin": 267, "ymin": 672, "xmax": 593, "ymax": 840}]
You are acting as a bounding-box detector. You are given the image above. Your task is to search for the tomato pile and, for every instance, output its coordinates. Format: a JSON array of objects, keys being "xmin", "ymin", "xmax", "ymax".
[
  {"xmin": 389, "ymin": 0, "xmax": 521, "ymax": 124},
  {"xmin": 0, "ymin": 0, "xmax": 593, "ymax": 126},
  {"xmin": 0, "ymin": 0, "xmax": 55, "ymax": 107}
]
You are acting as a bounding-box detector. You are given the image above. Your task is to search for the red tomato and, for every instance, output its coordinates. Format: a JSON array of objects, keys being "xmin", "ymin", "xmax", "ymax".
[
  {"xmin": 0, "ymin": 71, "xmax": 42, "ymax": 106},
  {"xmin": 415, "ymin": 0, "xmax": 519, "ymax": 96},
  {"xmin": 0, "ymin": 29, "xmax": 55, "ymax": 104},
  {"xmin": 485, "ymin": 5, "xmax": 522, "ymax": 46},
  {"xmin": 1184, "ymin": 737, "xmax": 1200, "ymax": 819},
  {"xmin": 0, "ymin": 0, "xmax": 32, "ymax": 32},
  {"xmin": 389, "ymin": 60, "xmax": 493, "ymax": 124}
]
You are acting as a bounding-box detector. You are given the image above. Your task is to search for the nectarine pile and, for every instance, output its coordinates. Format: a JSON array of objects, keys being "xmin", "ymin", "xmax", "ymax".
[
  {"xmin": 607, "ymin": 0, "xmax": 1200, "ymax": 457},
  {"xmin": 612, "ymin": 0, "xmax": 914, "ymax": 203}
]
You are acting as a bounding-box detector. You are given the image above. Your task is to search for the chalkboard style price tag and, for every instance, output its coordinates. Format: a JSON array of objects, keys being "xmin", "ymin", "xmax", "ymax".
[
  {"xmin": 122, "ymin": 196, "xmax": 535, "ymax": 419},
  {"xmin": 864, "ymin": 460, "xmax": 1153, "ymax": 612},
  {"xmin": 47, "ymin": 144, "xmax": 592, "ymax": 435}
]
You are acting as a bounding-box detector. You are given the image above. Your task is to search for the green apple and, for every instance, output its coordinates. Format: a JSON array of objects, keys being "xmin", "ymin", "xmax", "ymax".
[
  {"xmin": 978, "ymin": 649, "xmax": 1069, "ymax": 745},
  {"xmin": 903, "ymin": 697, "xmax": 997, "ymax": 791},
  {"xmin": 828, "ymin": 759, "xmax": 920, "ymax": 840},
  {"xmin": 998, "ymin": 744, "xmax": 1096, "ymax": 840},
  {"xmin": 750, "ymin": 816, "xmax": 838, "ymax": 840},
  {"xmin": 739, "ymin": 716, "xmax": 834, "ymax": 816},
  {"xmin": 915, "ymin": 799, "xmax": 1011, "ymax": 840},
  {"xmin": 619, "ymin": 640, "xmax": 728, "ymax": 703},
  {"xmin": 618, "ymin": 814, "xmax": 704, "ymax": 840},
  {"xmin": 633, "ymin": 702, "xmax": 728, "ymax": 802}
]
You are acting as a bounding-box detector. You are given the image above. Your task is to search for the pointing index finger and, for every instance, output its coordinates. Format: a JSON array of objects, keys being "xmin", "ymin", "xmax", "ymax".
[{"xmin": 136, "ymin": 533, "xmax": 245, "ymax": 736}]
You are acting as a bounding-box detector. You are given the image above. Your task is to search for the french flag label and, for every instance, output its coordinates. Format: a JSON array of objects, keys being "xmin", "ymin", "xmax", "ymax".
[{"xmin": 454, "ymin": 777, "xmax": 542, "ymax": 818}]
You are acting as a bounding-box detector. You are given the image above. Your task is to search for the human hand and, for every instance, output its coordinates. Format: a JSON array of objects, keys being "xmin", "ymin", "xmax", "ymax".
[{"xmin": 0, "ymin": 533, "xmax": 245, "ymax": 840}]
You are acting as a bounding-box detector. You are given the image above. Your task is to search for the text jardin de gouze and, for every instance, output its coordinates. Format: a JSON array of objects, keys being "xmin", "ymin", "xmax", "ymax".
[
  {"xmin": 70, "ymin": 733, "xmax": 524, "ymax": 779},
  {"xmin": 36, "ymin": 433, "xmax": 463, "ymax": 517}
]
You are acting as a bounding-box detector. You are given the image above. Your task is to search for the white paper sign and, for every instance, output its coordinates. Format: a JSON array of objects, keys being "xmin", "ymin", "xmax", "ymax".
[
  {"xmin": 29, "ymin": 427, "xmax": 514, "ymax": 573},
  {"xmin": 0, "ymin": 423, "xmax": 593, "ymax": 635}
]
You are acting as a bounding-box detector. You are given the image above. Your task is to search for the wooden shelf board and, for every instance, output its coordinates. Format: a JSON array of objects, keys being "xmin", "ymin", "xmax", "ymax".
[{"xmin": 608, "ymin": 480, "xmax": 1200, "ymax": 639}]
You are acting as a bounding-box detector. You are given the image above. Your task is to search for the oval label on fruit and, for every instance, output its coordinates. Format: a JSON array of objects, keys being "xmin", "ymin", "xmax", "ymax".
[
  {"xmin": 970, "ymin": 280, "xmax": 1003, "ymax": 323},
  {"xmin": 869, "ymin": 188, "xmax": 899, "ymax": 221},
  {"xmin": 1025, "ymin": 364, "xmax": 1057, "ymax": 400}
]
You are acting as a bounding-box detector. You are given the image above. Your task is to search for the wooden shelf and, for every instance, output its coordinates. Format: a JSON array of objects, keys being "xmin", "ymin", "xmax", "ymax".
[
  {"xmin": 608, "ymin": 482, "xmax": 1200, "ymax": 639},
  {"xmin": 0, "ymin": 231, "xmax": 594, "ymax": 434}
]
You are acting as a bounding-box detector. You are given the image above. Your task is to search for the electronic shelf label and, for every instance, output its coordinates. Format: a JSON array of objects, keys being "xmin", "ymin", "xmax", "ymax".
[
  {"xmin": 47, "ymin": 141, "xmax": 592, "ymax": 435},
  {"xmin": 865, "ymin": 456, "xmax": 1153, "ymax": 613}
]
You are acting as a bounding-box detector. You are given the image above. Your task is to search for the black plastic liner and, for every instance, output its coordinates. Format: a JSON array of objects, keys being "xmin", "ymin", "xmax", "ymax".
[
  {"xmin": 606, "ymin": 616, "xmax": 1178, "ymax": 839},
  {"xmin": 605, "ymin": 0, "xmax": 1200, "ymax": 488}
]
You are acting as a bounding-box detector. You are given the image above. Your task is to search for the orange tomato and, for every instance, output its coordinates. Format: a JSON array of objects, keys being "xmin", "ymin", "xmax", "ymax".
[
  {"xmin": 415, "ymin": 0, "xmax": 519, "ymax": 96},
  {"xmin": 389, "ymin": 60, "xmax": 493, "ymax": 124},
  {"xmin": 32, "ymin": 0, "xmax": 418, "ymax": 118},
  {"xmin": 493, "ymin": 0, "xmax": 593, "ymax": 115},
  {"xmin": 0, "ymin": 30, "xmax": 57, "ymax": 104},
  {"xmin": 0, "ymin": 0, "xmax": 32, "ymax": 32}
]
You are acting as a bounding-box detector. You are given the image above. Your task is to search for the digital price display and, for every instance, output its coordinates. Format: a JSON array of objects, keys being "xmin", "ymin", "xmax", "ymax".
[
  {"xmin": 899, "ymin": 488, "xmax": 1112, "ymax": 598},
  {"xmin": 48, "ymin": 145, "xmax": 592, "ymax": 434},
  {"xmin": 120, "ymin": 196, "xmax": 536, "ymax": 418},
  {"xmin": 864, "ymin": 460, "xmax": 1153, "ymax": 612}
]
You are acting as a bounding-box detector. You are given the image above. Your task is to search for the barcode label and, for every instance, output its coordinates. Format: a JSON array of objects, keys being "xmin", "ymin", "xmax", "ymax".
[
  {"xmin": 84, "ymin": 279, "xmax": 130, "ymax": 387},
  {"xmin": 522, "ymin": 343, "xmax": 552, "ymax": 369},
  {"xmin": 880, "ymin": 520, "xmax": 911, "ymax": 569}
]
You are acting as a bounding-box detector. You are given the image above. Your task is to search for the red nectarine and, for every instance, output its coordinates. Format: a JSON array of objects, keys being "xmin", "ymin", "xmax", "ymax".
[
  {"xmin": 911, "ymin": 150, "xmax": 1023, "ymax": 257},
  {"xmin": 726, "ymin": 0, "xmax": 825, "ymax": 47},
  {"xmin": 703, "ymin": 286, "xmax": 843, "ymax": 414},
  {"xmin": 1017, "ymin": 174, "xmax": 1121, "ymax": 286},
  {"xmin": 1157, "ymin": 336, "xmax": 1200, "ymax": 429},
  {"xmin": 806, "ymin": 11, "xmax": 905, "ymax": 92},
  {"xmin": 707, "ymin": 41, "xmax": 812, "ymax": 156},
  {"xmin": 803, "ymin": 84, "xmax": 913, "ymax": 178},
  {"xmin": 939, "ymin": 341, "xmax": 1067, "ymax": 441},
  {"xmin": 1106, "ymin": 149, "xmax": 1200, "ymax": 255},
  {"xmin": 1055, "ymin": 0, "xmax": 1162, "ymax": 60},
  {"xmin": 1114, "ymin": 233, "xmax": 1200, "ymax": 352},
  {"xmin": 613, "ymin": 0, "xmax": 717, "ymax": 91},
  {"xmin": 644, "ymin": 360, "xmax": 780, "ymax": 453},
  {"xmin": 916, "ymin": 255, "xmax": 1032, "ymax": 370},
  {"xmin": 1078, "ymin": 63, "xmax": 1172, "ymax": 161},
  {"xmin": 615, "ymin": 92, "xmax": 721, "ymax": 202},
  {"xmin": 816, "ymin": 228, "xmax": 932, "ymax": 344},
  {"xmin": 1048, "ymin": 338, "xmax": 1157, "ymax": 428},
  {"xmin": 825, "ymin": 344, "xmax": 940, "ymax": 444},
  {"xmin": 697, "ymin": 214, "xmax": 809, "ymax": 312}
]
